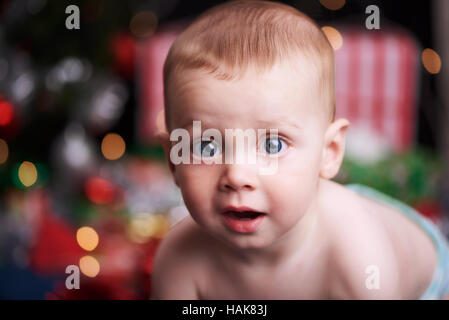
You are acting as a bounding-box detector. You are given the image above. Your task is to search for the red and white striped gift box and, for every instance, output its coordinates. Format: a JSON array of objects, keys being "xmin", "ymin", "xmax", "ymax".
[
  {"xmin": 335, "ymin": 28, "xmax": 420, "ymax": 152},
  {"xmin": 136, "ymin": 26, "xmax": 182, "ymax": 144}
]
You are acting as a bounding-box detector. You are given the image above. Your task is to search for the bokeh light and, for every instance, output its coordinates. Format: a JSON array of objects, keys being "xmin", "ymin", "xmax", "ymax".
[
  {"xmin": 79, "ymin": 255, "xmax": 100, "ymax": 277},
  {"xmin": 101, "ymin": 133, "xmax": 126, "ymax": 160},
  {"xmin": 84, "ymin": 177, "xmax": 115, "ymax": 204},
  {"xmin": 319, "ymin": 0, "xmax": 346, "ymax": 10},
  {"xmin": 63, "ymin": 124, "xmax": 92, "ymax": 168},
  {"xmin": 18, "ymin": 161, "xmax": 38, "ymax": 187},
  {"xmin": 76, "ymin": 226, "xmax": 99, "ymax": 251},
  {"xmin": 0, "ymin": 139, "xmax": 8, "ymax": 164},
  {"xmin": 129, "ymin": 11, "xmax": 158, "ymax": 38},
  {"xmin": 0, "ymin": 99, "xmax": 14, "ymax": 126},
  {"xmin": 321, "ymin": 26, "xmax": 343, "ymax": 51},
  {"xmin": 421, "ymin": 48, "xmax": 442, "ymax": 74},
  {"xmin": 128, "ymin": 214, "xmax": 170, "ymax": 243}
]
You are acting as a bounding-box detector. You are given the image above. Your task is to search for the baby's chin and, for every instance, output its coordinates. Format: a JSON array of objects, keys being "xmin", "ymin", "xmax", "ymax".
[
  {"xmin": 208, "ymin": 226, "xmax": 278, "ymax": 252},
  {"xmin": 227, "ymin": 237, "xmax": 274, "ymax": 251}
]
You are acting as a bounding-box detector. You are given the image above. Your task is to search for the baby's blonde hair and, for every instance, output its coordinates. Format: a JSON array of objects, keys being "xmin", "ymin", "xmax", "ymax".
[{"xmin": 163, "ymin": 0, "xmax": 335, "ymax": 129}]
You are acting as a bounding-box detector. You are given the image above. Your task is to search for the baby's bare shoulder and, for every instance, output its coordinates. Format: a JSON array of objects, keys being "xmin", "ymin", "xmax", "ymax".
[
  {"xmin": 151, "ymin": 216, "xmax": 212, "ymax": 299},
  {"xmin": 327, "ymin": 222, "xmax": 402, "ymax": 299},
  {"xmin": 156, "ymin": 215, "xmax": 206, "ymax": 253},
  {"xmin": 320, "ymin": 182, "xmax": 403, "ymax": 299}
]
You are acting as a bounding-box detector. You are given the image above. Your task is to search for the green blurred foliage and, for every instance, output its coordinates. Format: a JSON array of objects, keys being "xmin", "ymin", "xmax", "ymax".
[{"xmin": 335, "ymin": 148, "xmax": 443, "ymax": 205}]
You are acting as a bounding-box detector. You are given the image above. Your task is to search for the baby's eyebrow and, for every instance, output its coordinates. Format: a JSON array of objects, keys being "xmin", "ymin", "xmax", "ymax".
[
  {"xmin": 179, "ymin": 121, "xmax": 214, "ymax": 130},
  {"xmin": 176, "ymin": 119, "xmax": 302, "ymax": 131},
  {"xmin": 179, "ymin": 122, "xmax": 194, "ymax": 130},
  {"xmin": 177, "ymin": 121, "xmax": 220, "ymax": 133},
  {"xmin": 256, "ymin": 119, "xmax": 303, "ymax": 131}
]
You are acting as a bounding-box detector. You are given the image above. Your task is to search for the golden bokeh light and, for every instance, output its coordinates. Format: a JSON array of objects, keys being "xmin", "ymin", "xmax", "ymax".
[
  {"xmin": 129, "ymin": 11, "xmax": 158, "ymax": 38},
  {"xmin": 79, "ymin": 255, "xmax": 100, "ymax": 277},
  {"xmin": 18, "ymin": 161, "xmax": 38, "ymax": 187},
  {"xmin": 321, "ymin": 26, "xmax": 343, "ymax": 51},
  {"xmin": 0, "ymin": 139, "xmax": 8, "ymax": 164},
  {"xmin": 128, "ymin": 214, "xmax": 170, "ymax": 243},
  {"xmin": 76, "ymin": 226, "xmax": 99, "ymax": 251},
  {"xmin": 319, "ymin": 0, "xmax": 346, "ymax": 10},
  {"xmin": 101, "ymin": 133, "xmax": 126, "ymax": 160},
  {"xmin": 421, "ymin": 48, "xmax": 442, "ymax": 74}
]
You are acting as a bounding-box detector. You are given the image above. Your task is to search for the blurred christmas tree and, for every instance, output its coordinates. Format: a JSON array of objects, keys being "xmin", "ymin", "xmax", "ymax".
[{"xmin": 0, "ymin": 0, "xmax": 185, "ymax": 299}]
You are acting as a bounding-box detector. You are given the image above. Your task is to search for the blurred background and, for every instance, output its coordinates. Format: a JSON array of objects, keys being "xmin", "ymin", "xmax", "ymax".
[{"xmin": 0, "ymin": 0, "xmax": 447, "ymax": 299}]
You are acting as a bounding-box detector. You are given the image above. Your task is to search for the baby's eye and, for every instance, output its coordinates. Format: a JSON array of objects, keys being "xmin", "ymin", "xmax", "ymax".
[
  {"xmin": 193, "ymin": 139, "xmax": 221, "ymax": 158},
  {"xmin": 258, "ymin": 136, "xmax": 287, "ymax": 155}
]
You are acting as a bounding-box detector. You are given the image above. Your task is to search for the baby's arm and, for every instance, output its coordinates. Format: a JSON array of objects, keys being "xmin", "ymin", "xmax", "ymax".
[{"xmin": 150, "ymin": 224, "xmax": 200, "ymax": 299}]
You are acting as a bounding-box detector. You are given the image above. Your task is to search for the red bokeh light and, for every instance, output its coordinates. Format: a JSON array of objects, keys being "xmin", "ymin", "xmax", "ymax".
[
  {"xmin": 0, "ymin": 99, "xmax": 14, "ymax": 126},
  {"xmin": 109, "ymin": 32, "xmax": 135, "ymax": 80},
  {"xmin": 84, "ymin": 177, "xmax": 116, "ymax": 204}
]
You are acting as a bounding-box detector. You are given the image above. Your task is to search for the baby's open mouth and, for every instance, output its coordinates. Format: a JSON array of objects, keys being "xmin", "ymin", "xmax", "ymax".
[
  {"xmin": 223, "ymin": 210, "xmax": 264, "ymax": 220},
  {"xmin": 221, "ymin": 207, "xmax": 266, "ymax": 233}
]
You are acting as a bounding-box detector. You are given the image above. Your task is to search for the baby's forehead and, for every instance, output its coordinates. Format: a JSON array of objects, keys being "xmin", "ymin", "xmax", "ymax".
[
  {"xmin": 177, "ymin": 56, "xmax": 319, "ymax": 83},
  {"xmin": 171, "ymin": 60, "xmax": 321, "ymax": 104},
  {"xmin": 167, "ymin": 72, "xmax": 327, "ymax": 133}
]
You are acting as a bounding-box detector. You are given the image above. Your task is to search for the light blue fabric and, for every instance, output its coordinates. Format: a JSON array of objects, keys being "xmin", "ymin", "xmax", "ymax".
[{"xmin": 346, "ymin": 184, "xmax": 449, "ymax": 300}]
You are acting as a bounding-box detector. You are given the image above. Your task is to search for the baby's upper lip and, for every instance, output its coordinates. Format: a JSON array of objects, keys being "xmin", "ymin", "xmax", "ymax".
[{"xmin": 221, "ymin": 205, "xmax": 265, "ymax": 214}]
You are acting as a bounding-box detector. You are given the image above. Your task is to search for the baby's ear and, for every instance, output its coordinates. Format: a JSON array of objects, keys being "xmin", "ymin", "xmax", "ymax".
[
  {"xmin": 319, "ymin": 118, "xmax": 350, "ymax": 179},
  {"xmin": 156, "ymin": 131, "xmax": 179, "ymax": 186}
]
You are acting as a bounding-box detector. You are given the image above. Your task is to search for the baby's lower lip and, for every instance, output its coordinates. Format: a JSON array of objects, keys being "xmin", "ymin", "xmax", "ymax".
[{"xmin": 221, "ymin": 211, "xmax": 265, "ymax": 233}]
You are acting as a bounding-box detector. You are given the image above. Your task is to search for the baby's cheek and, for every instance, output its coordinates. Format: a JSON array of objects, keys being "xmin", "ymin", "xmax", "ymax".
[
  {"xmin": 265, "ymin": 175, "xmax": 317, "ymax": 215},
  {"xmin": 178, "ymin": 167, "xmax": 215, "ymax": 213}
]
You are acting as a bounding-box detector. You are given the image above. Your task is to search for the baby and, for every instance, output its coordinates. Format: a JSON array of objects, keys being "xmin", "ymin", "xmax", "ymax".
[{"xmin": 151, "ymin": 0, "xmax": 449, "ymax": 299}]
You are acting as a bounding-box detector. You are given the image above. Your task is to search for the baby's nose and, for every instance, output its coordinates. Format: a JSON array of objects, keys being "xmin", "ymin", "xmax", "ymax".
[{"xmin": 218, "ymin": 163, "xmax": 259, "ymax": 192}]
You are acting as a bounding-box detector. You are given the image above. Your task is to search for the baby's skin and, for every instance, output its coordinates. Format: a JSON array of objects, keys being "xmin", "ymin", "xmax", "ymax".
[{"xmin": 152, "ymin": 60, "xmax": 439, "ymax": 299}]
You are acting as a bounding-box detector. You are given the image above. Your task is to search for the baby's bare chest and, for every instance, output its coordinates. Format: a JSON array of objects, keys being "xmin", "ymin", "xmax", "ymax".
[{"xmin": 197, "ymin": 254, "xmax": 331, "ymax": 299}]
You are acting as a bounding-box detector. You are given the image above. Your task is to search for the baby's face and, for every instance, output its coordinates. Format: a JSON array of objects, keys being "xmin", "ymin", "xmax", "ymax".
[{"xmin": 166, "ymin": 61, "xmax": 331, "ymax": 250}]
